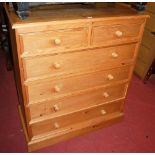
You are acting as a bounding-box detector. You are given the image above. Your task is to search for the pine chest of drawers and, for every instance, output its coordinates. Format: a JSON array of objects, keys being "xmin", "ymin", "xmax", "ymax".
[{"xmin": 5, "ymin": 3, "xmax": 148, "ymax": 152}]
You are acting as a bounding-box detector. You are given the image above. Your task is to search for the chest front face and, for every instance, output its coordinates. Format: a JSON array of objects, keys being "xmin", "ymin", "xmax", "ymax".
[{"xmin": 8, "ymin": 3, "xmax": 148, "ymax": 152}]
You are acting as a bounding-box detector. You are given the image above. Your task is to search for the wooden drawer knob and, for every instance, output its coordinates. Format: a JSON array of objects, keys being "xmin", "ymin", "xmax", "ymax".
[
  {"xmin": 103, "ymin": 92, "xmax": 109, "ymax": 98},
  {"xmin": 111, "ymin": 52, "xmax": 118, "ymax": 58},
  {"xmin": 53, "ymin": 62, "xmax": 61, "ymax": 69},
  {"xmin": 101, "ymin": 109, "xmax": 107, "ymax": 115},
  {"xmin": 54, "ymin": 39, "xmax": 61, "ymax": 45},
  {"xmin": 54, "ymin": 85, "xmax": 61, "ymax": 92},
  {"xmin": 53, "ymin": 104, "xmax": 59, "ymax": 111},
  {"xmin": 54, "ymin": 122, "xmax": 60, "ymax": 129},
  {"xmin": 115, "ymin": 30, "xmax": 123, "ymax": 37},
  {"xmin": 107, "ymin": 74, "xmax": 114, "ymax": 80}
]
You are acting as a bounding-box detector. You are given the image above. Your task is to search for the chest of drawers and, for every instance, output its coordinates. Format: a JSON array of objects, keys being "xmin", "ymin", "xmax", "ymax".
[{"xmin": 5, "ymin": 3, "xmax": 148, "ymax": 152}]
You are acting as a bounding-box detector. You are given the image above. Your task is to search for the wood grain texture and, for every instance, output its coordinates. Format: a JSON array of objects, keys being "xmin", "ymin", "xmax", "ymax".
[
  {"xmin": 26, "ymin": 69, "xmax": 130, "ymax": 104},
  {"xmin": 5, "ymin": 3, "xmax": 148, "ymax": 30},
  {"xmin": 8, "ymin": 24, "xmax": 34, "ymax": 139},
  {"xmin": 30, "ymin": 100, "xmax": 124, "ymax": 137},
  {"xmin": 5, "ymin": 3, "xmax": 148, "ymax": 152},
  {"xmin": 28, "ymin": 112, "xmax": 124, "ymax": 152},
  {"xmin": 28, "ymin": 83, "xmax": 127, "ymax": 120},
  {"xmin": 20, "ymin": 27, "xmax": 89, "ymax": 56},
  {"xmin": 18, "ymin": 105, "xmax": 29, "ymax": 142},
  {"xmin": 23, "ymin": 44, "xmax": 136, "ymax": 81},
  {"xmin": 92, "ymin": 21, "xmax": 142, "ymax": 47}
]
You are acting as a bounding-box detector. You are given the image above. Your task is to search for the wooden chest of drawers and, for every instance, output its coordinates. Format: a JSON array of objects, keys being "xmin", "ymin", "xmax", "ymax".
[{"xmin": 5, "ymin": 3, "xmax": 148, "ymax": 152}]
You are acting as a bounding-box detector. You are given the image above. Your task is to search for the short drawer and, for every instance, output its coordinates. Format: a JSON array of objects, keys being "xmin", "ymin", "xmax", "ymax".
[
  {"xmin": 23, "ymin": 43, "xmax": 136, "ymax": 81},
  {"xmin": 30, "ymin": 99, "xmax": 124, "ymax": 137},
  {"xmin": 21, "ymin": 27, "xmax": 88, "ymax": 57},
  {"xmin": 92, "ymin": 21, "xmax": 142, "ymax": 47},
  {"xmin": 28, "ymin": 83, "xmax": 127, "ymax": 120},
  {"xmin": 26, "ymin": 66, "xmax": 131, "ymax": 103}
]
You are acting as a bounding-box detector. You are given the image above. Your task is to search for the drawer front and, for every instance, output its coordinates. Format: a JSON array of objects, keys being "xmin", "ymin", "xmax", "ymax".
[
  {"xmin": 27, "ymin": 66, "xmax": 131, "ymax": 103},
  {"xmin": 30, "ymin": 99, "xmax": 124, "ymax": 137},
  {"xmin": 29, "ymin": 83, "xmax": 127, "ymax": 120},
  {"xmin": 92, "ymin": 23, "xmax": 142, "ymax": 47},
  {"xmin": 23, "ymin": 44, "xmax": 136, "ymax": 81},
  {"xmin": 21, "ymin": 27, "xmax": 88, "ymax": 56}
]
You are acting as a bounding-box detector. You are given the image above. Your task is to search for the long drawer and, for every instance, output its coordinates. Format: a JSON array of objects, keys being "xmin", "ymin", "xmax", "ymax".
[
  {"xmin": 23, "ymin": 44, "xmax": 136, "ymax": 81},
  {"xmin": 21, "ymin": 27, "xmax": 89, "ymax": 57},
  {"xmin": 26, "ymin": 66, "xmax": 131, "ymax": 103},
  {"xmin": 30, "ymin": 99, "xmax": 124, "ymax": 137},
  {"xmin": 28, "ymin": 83, "xmax": 127, "ymax": 120}
]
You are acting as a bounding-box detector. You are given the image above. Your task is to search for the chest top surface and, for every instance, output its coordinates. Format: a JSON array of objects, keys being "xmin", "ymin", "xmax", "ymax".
[{"xmin": 5, "ymin": 3, "xmax": 149, "ymax": 29}]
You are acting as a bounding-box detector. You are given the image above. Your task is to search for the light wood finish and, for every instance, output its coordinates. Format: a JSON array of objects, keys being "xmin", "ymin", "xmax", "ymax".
[
  {"xmin": 92, "ymin": 21, "xmax": 142, "ymax": 47},
  {"xmin": 5, "ymin": 3, "xmax": 148, "ymax": 152},
  {"xmin": 30, "ymin": 99, "xmax": 124, "ymax": 137},
  {"xmin": 5, "ymin": 3, "xmax": 148, "ymax": 30},
  {"xmin": 27, "ymin": 67, "xmax": 130, "ymax": 103},
  {"xmin": 28, "ymin": 112, "xmax": 124, "ymax": 152},
  {"xmin": 23, "ymin": 44, "xmax": 136, "ymax": 81},
  {"xmin": 28, "ymin": 83, "xmax": 127, "ymax": 120},
  {"xmin": 18, "ymin": 105, "xmax": 29, "ymax": 142},
  {"xmin": 21, "ymin": 27, "xmax": 89, "ymax": 56}
]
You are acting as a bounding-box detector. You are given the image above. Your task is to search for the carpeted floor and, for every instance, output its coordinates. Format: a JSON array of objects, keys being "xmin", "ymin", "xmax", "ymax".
[{"xmin": 0, "ymin": 49, "xmax": 155, "ymax": 153}]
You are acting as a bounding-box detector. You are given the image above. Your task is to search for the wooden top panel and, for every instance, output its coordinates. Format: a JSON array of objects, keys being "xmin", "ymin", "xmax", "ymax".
[{"xmin": 5, "ymin": 3, "xmax": 149, "ymax": 29}]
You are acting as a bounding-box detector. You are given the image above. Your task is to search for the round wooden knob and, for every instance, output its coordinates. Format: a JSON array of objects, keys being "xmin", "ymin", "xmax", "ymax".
[
  {"xmin": 54, "ymin": 85, "xmax": 61, "ymax": 92},
  {"xmin": 54, "ymin": 39, "xmax": 61, "ymax": 45},
  {"xmin": 53, "ymin": 104, "xmax": 59, "ymax": 111},
  {"xmin": 111, "ymin": 52, "xmax": 118, "ymax": 58},
  {"xmin": 115, "ymin": 30, "xmax": 123, "ymax": 37},
  {"xmin": 103, "ymin": 92, "xmax": 109, "ymax": 98},
  {"xmin": 53, "ymin": 62, "xmax": 61, "ymax": 69},
  {"xmin": 101, "ymin": 109, "xmax": 106, "ymax": 115},
  {"xmin": 54, "ymin": 122, "xmax": 60, "ymax": 129},
  {"xmin": 107, "ymin": 74, "xmax": 114, "ymax": 80}
]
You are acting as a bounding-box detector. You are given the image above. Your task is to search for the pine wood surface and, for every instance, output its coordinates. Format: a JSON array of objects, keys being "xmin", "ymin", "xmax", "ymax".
[
  {"xmin": 28, "ymin": 83, "xmax": 127, "ymax": 120},
  {"xmin": 5, "ymin": 3, "xmax": 148, "ymax": 29},
  {"xmin": 5, "ymin": 3, "xmax": 148, "ymax": 151},
  {"xmin": 30, "ymin": 99, "xmax": 124, "ymax": 137}
]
